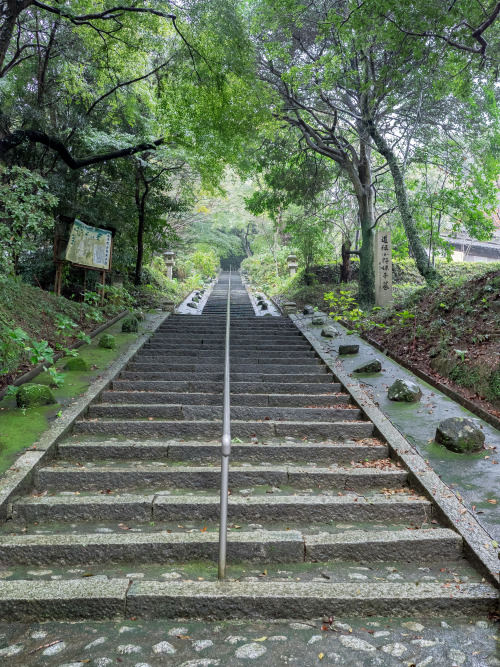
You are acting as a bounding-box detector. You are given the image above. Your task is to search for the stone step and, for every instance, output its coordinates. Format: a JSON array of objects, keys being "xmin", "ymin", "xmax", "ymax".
[
  {"xmin": 1, "ymin": 578, "xmax": 489, "ymax": 621},
  {"xmin": 101, "ymin": 391, "xmax": 350, "ymax": 407},
  {"xmin": 74, "ymin": 419, "xmax": 374, "ymax": 440},
  {"xmin": 34, "ymin": 463, "xmax": 405, "ymax": 491},
  {"xmin": 152, "ymin": 333, "xmax": 304, "ymax": 341},
  {"xmin": 86, "ymin": 404, "xmax": 362, "ymax": 423},
  {"xmin": 123, "ymin": 580, "xmax": 497, "ymax": 619},
  {"xmin": 111, "ymin": 380, "xmax": 343, "ymax": 394},
  {"xmin": 119, "ymin": 372, "xmax": 333, "ymax": 384},
  {"xmin": 132, "ymin": 353, "xmax": 320, "ymax": 364},
  {"xmin": 0, "ymin": 528, "xmax": 462, "ymax": 566},
  {"xmin": 144, "ymin": 343, "xmax": 312, "ymax": 351},
  {"xmin": 58, "ymin": 439, "xmax": 387, "ymax": 463},
  {"xmin": 126, "ymin": 363, "xmax": 326, "ymax": 374},
  {"xmin": 13, "ymin": 491, "xmax": 430, "ymax": 524}
]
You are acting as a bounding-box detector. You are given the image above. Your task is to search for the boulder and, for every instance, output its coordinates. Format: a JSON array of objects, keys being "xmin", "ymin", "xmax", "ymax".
[
  {"xmin": 435, "ymin": 417, "xmax": 485, "ymax": 453},
  {"xmin": 321, "ymin": 325, "xmax": 338, "ymax": 338},
  {"xmin": 353, "ymin": 358, "xmax": 382, "ymax": 373},
  {"xmin": 121, "ymin": 316, "xmax": 139, "ymax": 333},
  {"xmin": 64, "ymin": 355, "xmax": 91, "ymax": 371},
  {"xmin": 339, "ymin": 344, "xmax": 359, "ymax": 355},
  {"xmin": 259, "ymin": 302, "xmax": 268, "ymax": 310},
  {"xmin": 16, "ymin": 384, "xmax": 56, "ymax": 409},
  {"xmin": 186, "ymin": 302, "xmax": 197, "ymax": 309},
  {"xmin": 98, "ymin": 334, "xmax": 116, "ymax": 349},
  {"xmin": 303, "ymin": 305, "xmax": 315, "ymax": 315},
  {"xmin": 312, "ymin": 315, "xmax": 327, "ymax": 326},
  {"xmin": 388, "ymin": 378, "xmax": 422, "ymax": 403}
]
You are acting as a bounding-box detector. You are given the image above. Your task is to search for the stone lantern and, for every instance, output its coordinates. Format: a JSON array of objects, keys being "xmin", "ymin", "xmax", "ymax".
[
  {"xmin": 287, "ymin": 253, "xmax": 298, "ymax": 277},
  {"xmin": 164, "ymin": 250, "xmax": 175, "ymax": 280}
]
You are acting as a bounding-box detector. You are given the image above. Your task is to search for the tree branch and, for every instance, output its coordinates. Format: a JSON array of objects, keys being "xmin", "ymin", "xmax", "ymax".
[{"xmin": 0, "ymin": 129, "xmax": 167, "ymax": 169}]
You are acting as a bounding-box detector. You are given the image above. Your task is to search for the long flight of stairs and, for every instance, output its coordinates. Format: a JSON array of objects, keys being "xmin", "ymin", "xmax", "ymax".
[{"xmin": 0, "ymin": 272, "xmax": 496, "ymax": 620}]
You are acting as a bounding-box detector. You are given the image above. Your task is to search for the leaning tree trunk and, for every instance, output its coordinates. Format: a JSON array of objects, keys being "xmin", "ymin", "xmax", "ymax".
[{"xmin": 362, "ymin": 116, "xmax": 439, "ymax": 282}]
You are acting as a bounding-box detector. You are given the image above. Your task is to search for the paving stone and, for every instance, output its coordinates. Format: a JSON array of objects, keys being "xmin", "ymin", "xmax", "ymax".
[
  {"xmin": 193, "ymin": 639, "xmax": 213, "ymax": 651},
  {"xmin": 0, "ymin": 644, "xmax": 23, "ymax": 657},
  {"xmin": 42, "ymin": 641, "xmax": 66, "ymax": 655},
  {"xmin": 152, "ymin": 640, "xmax": 176, "ymax": 654},
  {"xmin": 381, "ymin": 642, "xmax": 407, "ymax": 657},
  {"xmin": 117, "ymin": 644, "xmax": 142, "ymax": 654},
  {"xmin": 338, "ymin": 636, "xmax": 376, "ymax": 651},
  {"xmin": 235, "ymin": 642, "xmax": 267, "ymax": 658}
]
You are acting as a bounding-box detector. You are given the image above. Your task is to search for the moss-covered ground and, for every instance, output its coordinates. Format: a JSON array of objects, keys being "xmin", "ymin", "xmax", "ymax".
[{"xmin": 0, "ymin": 320, "xmax": 139, "ymax": 476}]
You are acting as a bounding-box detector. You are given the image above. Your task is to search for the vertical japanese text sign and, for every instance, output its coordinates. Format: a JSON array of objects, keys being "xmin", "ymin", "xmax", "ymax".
[{"xmin": 374, "ymin": 229, "xmax": 393, "ymax": 307}]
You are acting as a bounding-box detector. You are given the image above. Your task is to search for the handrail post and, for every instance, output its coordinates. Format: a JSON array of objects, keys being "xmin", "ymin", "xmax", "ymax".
[{"xmin": 218, "ymin": 268, "xmax": 231, "ymax": 580}]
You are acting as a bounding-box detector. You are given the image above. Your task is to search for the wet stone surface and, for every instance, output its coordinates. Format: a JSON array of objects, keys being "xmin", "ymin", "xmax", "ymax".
[{"xmin": 0, "ymin": 616, "xmax": 497, "ymax": 666}]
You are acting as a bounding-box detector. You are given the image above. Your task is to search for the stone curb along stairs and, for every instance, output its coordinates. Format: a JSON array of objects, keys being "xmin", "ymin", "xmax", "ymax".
[{"xmin": 0, "ymin": 272, "xmax": 497, "ymax": 621}]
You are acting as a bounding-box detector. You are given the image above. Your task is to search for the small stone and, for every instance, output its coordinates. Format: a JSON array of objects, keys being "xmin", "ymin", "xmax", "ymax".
[
  {"xmin": 307, "ymin": 635, "xmax": 322, "ymax": 644},
  {"xmin": 388, "ymin": 378, "xmax": 422, "ymax": 402},
  {"xmin": 85, "ymin": 637, "xmax": 107, "ymax": 649},
  {"xmin": 225, "ymin": 636, "xmax": 247, "ymax": 644},
  {"xmin": 353, "ymin": 358, "xmax": 382, "ymax": 373},
  {"xmin": 122, "ymin": 316, "xmax": 139, "ymax": 333},
  {"xmin": 268, "ymin": 636, "xmax": 287, "ymax": 641},
  {"xmin": 95, "ymin": 659, "xmax": 113, "ymax": 667},
  {"xmin": 416, "ymin": 658, "xmax": 434, "ymax": 667},
  {"xmin": 193, "ymin": 640, "xmax": 213, "ymax": 651},
  {"xmin": 333, "ymin": 623, "xmax": 352, "ymax": 632},
  {"xmin": 126, "ymin": 572, "xmax": 144, "ymax": 578},
  {"xmin": 448, "ymin": 649, "xmax": 466, "ymax": 664},
  {"xmin": 303, "ymin": 305, "xmax": 315, "ymax": 315},
  {"xmin": 168, "ymin": 627, "xmax": 189, "ymax": 636},
  {"xmin": 117, "ymin": 644, "xmax": 142, "ymax": 654},
  {"xmin": 134, "ymin": 664, "xmax": 152, "ymax": 667},
  {"xmin": 162, "ymin": 572, "xmax": 182, "ymax": 580},
  {"xmin": 373, "ymin": 631, "xmax": 390, "ymax": 638},
  {"xmin": 178, "ymin": 661, "xmax": 220, "ymax": 667},
  {"xmin": 64, "ymin": 355, "xmax": 91, "ymax": 371},
  {"xmin": 98, "ymin": 334, "xmax": 116, "ymax": 349},
  {"xmin": 312, "ymin": 315, "xmax": 327, "ymax": 325},
  {"xmin": 382, "ymin": 643, "xmax": 407, "ymax": 657},
  {"xmin": 321, "ymin": 325, "xmax": 338, "ymax": 338},
  {"xmin": 234, "ymin": 643, "xmax": 267, "ymax": 659},
  {"xmin": 401, "ymin": 621, "xmax": 425, "ymax": 632},
  {"xmin": 27, "ymin": 569, "xmax": 52, "ymax": 576},
  {"xmin": 338, "ymin": 344, "xmax": 359, "ymax": 355},
  {"xmin": 187, "ymin": 302, "xmax": 197, "ymax": 309},
  {"xmin": 259, "ymin": 302, "xmax": 268, "ymax": 310},
  {"xmin": 31, "ymin": 631, "xmax": 47, "ymax": 639},
  {"xmin": 0, "ymin": 644, "xmax": 23, "ymax": 657},
  {"xmin": 338, "ymin": 636, "xmax": 375, "ymax": 652},
  {"xmin": 16, "ymin": 384, "xmax": 56, "ymax": 408},
  {"xmin": 476, "ymin": 620, "xmax": 489, "ymax": 628},
  {"xmin": 412, "ymin": 640, "xmax": 436, "ymax": 647},
  {"xmin": 153, "ymin": 641, "xmax": 176, "ymax": 654},
  {"xmin": 348, "ymin": 572, "xmax": 367, "ymax": 580},
  {"xmin": 435, "ymin": 417, "xmax": 485, "ymax": 453},
  {"xmin": 118, "ymin": 626, "xmax": 135, "ymax": 633},
  {"xmin": 440, "ymin": 621, "xmax": 451, "ymax": 628},
  {"xmin": 42, "ymin": 641, "xmax": 66, "ymax": 656},
  {"xmin": 59, "ymin": 663, "xmax": 84, "ymax": 667}
]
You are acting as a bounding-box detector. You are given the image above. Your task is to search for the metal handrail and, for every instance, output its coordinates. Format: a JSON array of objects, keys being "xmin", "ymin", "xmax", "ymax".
[{"xmin": 218, "ymin": 268, "xmax": 231, "ymax": 580}]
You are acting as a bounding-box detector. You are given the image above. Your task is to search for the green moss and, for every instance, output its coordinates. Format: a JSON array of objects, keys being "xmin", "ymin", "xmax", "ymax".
[
  {"xmin": 16, "ymin": 384, "xmax": 56, "ymax": 408},
  {"xmin": 487, "ymin": 369, "xmax": 500, "ymax": 400},
  {"xmin": 64, "ymin": 355, "xmax": 91, "ymax": 371},
  {"xmin": 98, "ymin": 334, "xmax": 116, "ymax": 349},
  {"xmin": 33, "ymin": 370, "xmax": 58, "ymax": 386},
  {"xmin": 121, "ymin": 316, "xmax": 139, "ymax": 333},
  {"xmin": 448, "ymin": 363, "xmax": 481, "ymax": 390}
]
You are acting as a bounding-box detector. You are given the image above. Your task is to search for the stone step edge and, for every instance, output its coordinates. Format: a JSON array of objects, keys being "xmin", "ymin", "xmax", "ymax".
[
  {"xmin": 0, "ymin": 528, "xmax": 463, "ymax": 565},
  {"xmin": 0, "ymin": 579, "xmax": 494, "ymax": 621}
]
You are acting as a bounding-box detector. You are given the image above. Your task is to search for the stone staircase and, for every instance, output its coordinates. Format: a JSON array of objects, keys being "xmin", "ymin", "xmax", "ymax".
[{"xmin": 0, "ymin": 272, "xmax": 496, "ymax": 620}]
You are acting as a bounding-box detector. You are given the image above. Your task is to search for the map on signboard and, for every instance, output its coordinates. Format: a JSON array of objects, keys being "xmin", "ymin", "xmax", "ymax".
[{"xmin": 64, "ymin": 219, "xmax": 112, "ymax": 270}]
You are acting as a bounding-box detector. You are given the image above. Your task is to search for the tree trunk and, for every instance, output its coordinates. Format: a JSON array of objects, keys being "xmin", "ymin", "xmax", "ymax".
[
  {"xmin": 134, "ymin": 176, "xmax": 146, "ymax": 286},
  {"xmin": 362, "ymin": 116, "xmax": 439, "ymax": 282},
  {"xmin": 340, "ymin": 240, "xmax": 352, "ymax": 283},
  {"xmin": 0, "ymin": 2, "xmax": 21, "ymax": 74},
  {"xmin": 357, "ymin": 194, "xmax": 375, "ymax": 307}
]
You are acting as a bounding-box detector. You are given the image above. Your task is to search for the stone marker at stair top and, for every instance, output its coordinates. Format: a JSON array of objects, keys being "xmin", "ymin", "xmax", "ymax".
[
  {"xmin": 435, "ymin": 417, "xmax": 485, "ymax": 453},
  {"xmin": 303, "ymin": 305, "xmax": 315, "ymax": 315},
  {"xmin": 388, "ymin": 378, "xmax": 422, "ymax": 403},
  {"xmin": 321, "ymin": 325, "xmax": 338, "ymax": 338},
  {"xmin": 339, "ymin": 344, "xmax": 360, "ymax": 355},
  {"xmin": 374, "ymin": 229, "xmax": 393, "ymax": 307},
  {"xmin": 353, "ymin": 358, "xmax": 382, "ymax": 373}
]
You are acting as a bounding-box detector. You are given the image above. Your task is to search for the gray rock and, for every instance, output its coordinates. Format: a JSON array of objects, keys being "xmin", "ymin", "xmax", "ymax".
[
  {"xmin": 339, "ymin": 344, "xmax": 359, "ymax": 355},
  {"xmin": 321, "ymin": 325, "xmax": 338, "ymax": 338},
  {"xmin": 186, "ymin": 302, "xmax": 197, "ymax": 309},
  {"xmin": 312, "ymin": 315, "xmax": 327, "ymax": 325},
  {"xmin": 303, "ymin": 305, "xmax": 315, "ymax": 315},
  {"xmin": 388, "ymin": 378, "xmax": 422, "ymax": 402},
  {"xmin": 435, "ymin": 417, "xmax": 485, "ymax": 453},
  {"xmin": 259, "ymin": 302, "xmax": 268, "ymax": 310},
  {"xmin": 353, "ymin": 358, "xmax": 382, "ymax": 373}
]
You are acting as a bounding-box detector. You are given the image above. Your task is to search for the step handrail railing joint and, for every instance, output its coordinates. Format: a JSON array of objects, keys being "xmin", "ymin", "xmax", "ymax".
[{"xmin": 218, "ymin": 267, "xmax": 231, "ymax": 580}]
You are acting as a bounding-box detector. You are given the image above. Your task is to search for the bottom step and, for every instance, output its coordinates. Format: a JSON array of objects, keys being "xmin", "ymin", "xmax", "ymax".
[{"xmin": 0, "ymin": 579, "xmax": 494, "ymax": 621}]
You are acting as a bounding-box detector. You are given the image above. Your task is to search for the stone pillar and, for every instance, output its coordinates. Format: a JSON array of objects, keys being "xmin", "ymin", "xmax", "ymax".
[
  {"xmin": 287, "ymin": 254, "xmax": 298, "ymax": 277},
  {"xmin": 374, "ymin": 230, "xmax": 393, "ymax": 307},
  {"xmin": 161, "ymin": 299, "xmax": 175, "ymax": 313},
  {"xmin": 164, "ymin": 250, "xmax": 175, "ymax": 280}
]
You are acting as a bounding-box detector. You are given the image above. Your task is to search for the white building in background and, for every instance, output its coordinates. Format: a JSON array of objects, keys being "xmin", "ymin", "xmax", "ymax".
[{"xmin": 445, "ymin": 231, "xmax": 500, "ymax": 263}]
